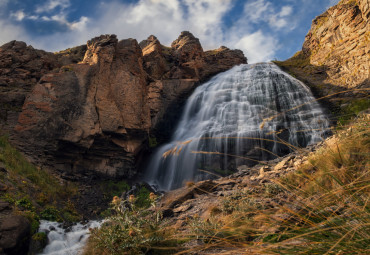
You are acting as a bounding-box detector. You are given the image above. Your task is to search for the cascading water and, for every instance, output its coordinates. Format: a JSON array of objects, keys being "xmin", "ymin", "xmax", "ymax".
[
  {"xmin": 37, "ymin": 220, "xmax": 101, "ymax": 255},
  {"xmin": 145, "ymin": 63, "xmax": 330, "ymax": 191}
]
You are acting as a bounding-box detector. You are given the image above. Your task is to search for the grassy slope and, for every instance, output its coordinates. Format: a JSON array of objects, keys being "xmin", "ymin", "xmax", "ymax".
[{"xmin": 0, "ymin": 136, "xmax": 80, "ymax": 233}]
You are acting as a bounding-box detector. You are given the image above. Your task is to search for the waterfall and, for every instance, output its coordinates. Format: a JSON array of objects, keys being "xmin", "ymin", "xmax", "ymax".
[
  {"xmin": 37, "ymin": 220, "xmax": 101, "ymax": 255},
  {"xmin": 145, "ymin": 63, "xmax": 330, "ymax": 190}
]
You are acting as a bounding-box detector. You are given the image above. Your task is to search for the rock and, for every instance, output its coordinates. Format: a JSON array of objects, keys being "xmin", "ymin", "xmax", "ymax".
[
  {"xmin": 15, "ymin": 34, "xmax": 150, "ymax": 178},
  {"xmin": 237, "ymin": 165, "xmax": 249, "ymax": 172},
  {"xmin": 0, "ymin": 215, "xmax": 31, "ymax": 255},
  {"xmin": 160, "ymin": 180, "xmax": 217, "ymax": 210},
  {"xmin": 28, "ymin": 233, "xmax": 47, "ymax": 255},
  {"xmin": 173, "ymin": 204, "xmax": 193, "ymax": 213},
  {"xmin": 0, "ymin": 41, "xmax": 61, "ymax": 134},
  {"xmin": 0, "ymin": 163, "xmax": 6, "ymax": 173},
  {"xmin": 0, "ymin": 201, "xmax": 10, "ymax": 212},
  {"xmin": 302, "ymin": 0, "xmax": 369, "ymax": 89},
  {"xmin": 274, "ymin": 156, "xmax": 294, "ymax": 172},
  {"xmin": 55, "ymin": 45, "xmax": 87, "ymax": 66},
  {"xmin": 171, "ymin": 31, "xmax": 204, "ymax": 65},
  {"xmin": 140, "ymin": 35, "xmax": 169, "ymax": 80},
  {"xmin": 11, "ymin": 32, "xmax": 246, "ymax": 179}
]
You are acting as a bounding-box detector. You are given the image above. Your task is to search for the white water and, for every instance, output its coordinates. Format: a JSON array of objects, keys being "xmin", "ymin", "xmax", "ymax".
[
  {"xmin": 146, "ymin": 63, "xmax": 330, "ymax": 190},
  {"xmin": 37, "ymin": 220, "xmax": 101, "ymax": 255}
]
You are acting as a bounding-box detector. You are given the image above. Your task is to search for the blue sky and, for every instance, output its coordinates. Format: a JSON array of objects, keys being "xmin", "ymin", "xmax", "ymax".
[{"xmin": 0, "ymin": 0, "xmax": 339, "ymax": 63}]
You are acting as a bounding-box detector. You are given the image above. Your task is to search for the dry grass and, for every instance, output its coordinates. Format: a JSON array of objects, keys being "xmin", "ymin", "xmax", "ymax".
[
  {"xmin": 178, "ymin": 114, "xmax": 370, "ymax": 254},
  {"xmin": 84, "ymin": 89, "xmax": 369, "ymax": 255}
]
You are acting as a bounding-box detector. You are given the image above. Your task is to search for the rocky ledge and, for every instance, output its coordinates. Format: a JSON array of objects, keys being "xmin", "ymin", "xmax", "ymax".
[{"xmin": 4, "ymin": 32, "xmax": 246, "ymax": 179}]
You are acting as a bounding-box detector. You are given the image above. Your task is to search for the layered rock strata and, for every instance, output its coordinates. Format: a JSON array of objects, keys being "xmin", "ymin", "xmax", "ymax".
[
  {"xmin": 8, "ymin": 32, "xmax": 246, "ymax": 178},
  {"xmin": 303, "ymin": 0, "xmax": 369, "ymax": 88}
]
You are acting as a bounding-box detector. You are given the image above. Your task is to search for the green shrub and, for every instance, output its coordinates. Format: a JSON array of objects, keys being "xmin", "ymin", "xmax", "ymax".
[
  {"xmin": 85, "ymin": 194, "xmax": 175, "ymax": 255},
  {"xmin": 101, "ymin": 180, "xmax": 130, "ymax": 198},
  {"xmin": 135, "ymin": 187, "xmax": 151, "ymax": 208},
  {"xmin": 40, "ymin": 206, "xmax": 61, "ymax": 222},
  {"xmin": 20, "ymin": 210, "xmax": 40, "ymax": 234},
  {"xmin": 149, "ymin": 136, "xmax": 158, "ymax": 148},
  {"xmin": 32, "ymin": 232, "xmax": 47, "ymax": 242},
  {"xmin": 15, "ymin": 197, "xmax": 34, "ymax": 211},
  {"xmin": 337, "ymin": 99, "xmax": 370, "ymax": 126}
]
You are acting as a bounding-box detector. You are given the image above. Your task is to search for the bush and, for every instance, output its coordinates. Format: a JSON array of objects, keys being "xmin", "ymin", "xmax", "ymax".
[
  {"xmin": 40, "ymin": 206, "xmax": 61, "ymax": 222},
  {"xmin": 85, "ymin": 193, "xmax": 176, "ymax": 255}
]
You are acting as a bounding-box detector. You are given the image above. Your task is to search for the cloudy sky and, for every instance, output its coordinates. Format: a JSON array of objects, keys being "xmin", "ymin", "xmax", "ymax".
[{"xmin": 0, "ymin": 0, "xmax": 339, "ymax": 63}]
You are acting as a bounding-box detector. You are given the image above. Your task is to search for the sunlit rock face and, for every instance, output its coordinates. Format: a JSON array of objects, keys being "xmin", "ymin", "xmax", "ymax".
[
  {"xmin": 303, "ymin": 0, "xmax": 369, "ymax": 88},
  {"xmin": 146, "ymin": 63, "xmax": 330, "ymax": 190},
  {"xmin": 10, "ymin": 32, "xmax": 246, "ymax": 178}
]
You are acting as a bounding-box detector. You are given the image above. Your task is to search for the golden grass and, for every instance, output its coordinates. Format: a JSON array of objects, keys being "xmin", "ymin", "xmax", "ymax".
[{"xmin": 179, "ymin": 114, "xmax": 370, "ymax": 254}]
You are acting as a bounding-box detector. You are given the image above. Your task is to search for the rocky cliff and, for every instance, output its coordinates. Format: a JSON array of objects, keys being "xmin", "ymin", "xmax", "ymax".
[
  {"xmin": 302, "ymin": 0, "xmax": 369, "ymax": 88},
  {"xmin": 0, "ymin": 41, "xmax": 87, "ymax": 134},
  {"xmin": 3, "ymin": 32, "xmax": 246, "ymax": 178},
  {"xmin": 275, "ymin": 0, "xmax": 369, "ymax": 104}
]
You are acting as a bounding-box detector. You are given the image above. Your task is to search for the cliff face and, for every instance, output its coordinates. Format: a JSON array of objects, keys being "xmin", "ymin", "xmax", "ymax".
[
  {"xmin": 0, "ymin": 41, "xmax": 87, "ymax": 134},
  {"xmin": 6, "ymin": 32, "xmax": 246, "ymax": 178},
  {"xmin": 302, "ymin": 0, "xmax": 369, "ymax": 88}
]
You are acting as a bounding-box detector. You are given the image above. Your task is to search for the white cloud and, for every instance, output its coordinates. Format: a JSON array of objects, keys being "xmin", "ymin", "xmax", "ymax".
[
  {"xmin": 242, "ymin": 1, "xmax": 295, "ymax": 30},
  {"xmin": 69, "ymin": 16, "xmax": 89, "ymax": 30},
  {"xmin": 243, "ymin": 0, "xmax": 271, "ymax": 22},
  {"xmin": 35, "ymin": 0, "xmax": 70, "ymax": 13},
  {"xmin": 280, "ymin": 6, "xmax": 293, "ymax": 17},
  {"xmin": 0, "ymin": 19, "xmax": 27, "ymax": 46},
  {"xmin": 11, "ymin": 10, "xmax": 26, "ymax": 21},
  {"xmin": 234, "ymin": 31, "xmax": 279, "ymax": 63},
  {"xmin": 28, "ymin": 15, "xmax": 39, "ymax": 20}
]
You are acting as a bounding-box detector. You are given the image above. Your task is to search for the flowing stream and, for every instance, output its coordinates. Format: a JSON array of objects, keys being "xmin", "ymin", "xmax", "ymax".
[
  {"xmin": 146, "ymin": 63, "xmax": 330, "ymax": 190},
  {"xmin": 37, "ymin": 220, "xmax": 101, "ymax": 255}
]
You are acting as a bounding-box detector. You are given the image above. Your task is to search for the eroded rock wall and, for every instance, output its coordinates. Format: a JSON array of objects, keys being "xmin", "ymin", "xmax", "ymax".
[
  {"xmin": 303, "ymin": 0, "xmax": 369, "ymax": 88},
  {"xmin": 7, "ymin": 32, "xmax": 246, "ymax": 178}
]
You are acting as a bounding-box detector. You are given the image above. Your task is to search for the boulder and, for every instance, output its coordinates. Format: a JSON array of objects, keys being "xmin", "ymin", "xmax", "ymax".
[{"xmin": 0, "ymin": 201, "xmax": 31, "ymax": 255}]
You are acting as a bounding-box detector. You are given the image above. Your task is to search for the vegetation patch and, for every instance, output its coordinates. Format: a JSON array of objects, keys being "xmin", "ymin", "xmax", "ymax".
[
  {"xmin": 85, "ymin": 193, "xmax": 179, "ymax": 255},
  {"xmin": 337, "ymin": 98, "xmax": 370, "ymax": 126},
  {"xmin": 0, "ymin": 136, "xmax": 80, "ymax": 231},
  {"xmin": 149, "ymin": 135, "xmax": 158, "ymax": 148},
  {"xmin": 100, "ymin": 180, "xmax": 130, "ymax": 199}
]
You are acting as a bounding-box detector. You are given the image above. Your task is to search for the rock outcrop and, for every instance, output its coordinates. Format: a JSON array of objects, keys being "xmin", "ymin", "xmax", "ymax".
[
  {"xmin": 0, "ymin": 41, "xmax": 59, "ymax": 134},
  {"xmin": 0, "ymin": 201, "xmax": 31, "ymax": 255},
  {"xmin": 9, "ymin": 32, "xmax": 246, "ymax": 178},
  {"xmin": 302, "ymin": 0, "xmax": 369, "ymax": 88},
  {"xmin": 0, "ymin": 41, "xmax": 87, "ymax": 135},
  {"xmin": 143, "ymin": 32, "xmax": 246, "ymax": 142}
]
